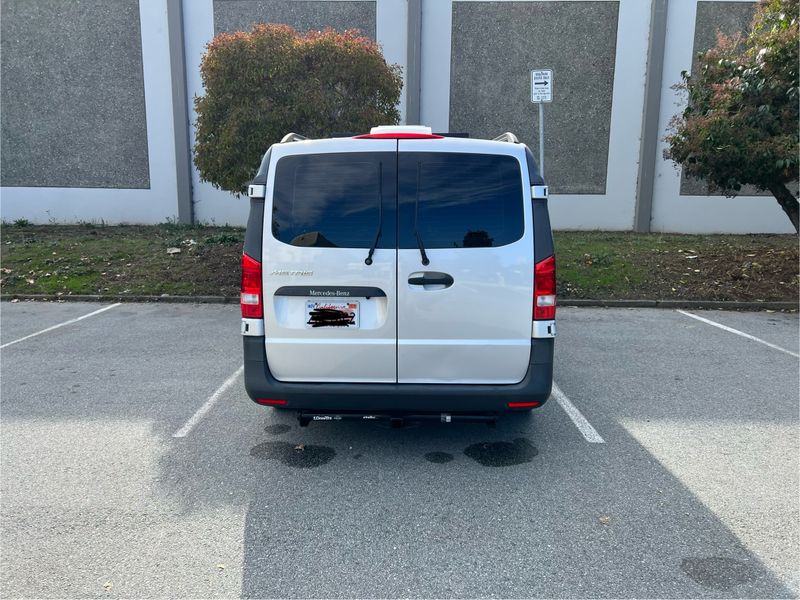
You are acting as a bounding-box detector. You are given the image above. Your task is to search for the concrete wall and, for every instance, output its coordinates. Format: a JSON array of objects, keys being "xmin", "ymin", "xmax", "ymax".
[
  {"xmin": 0, "ymin": 0, "xmax": 181, "ymax": 224},
  {"xmin": 418, "ymin": 0, "xmax": 651, "ymax": 231},
  {"xmin": 213, "ymin": 0, "xmax": 376, "ymax": 36},
  {"xmin": 1, "ymin": 0, "xmax": 149, "ymax": 189},
  {"xmin": 0, "ymin": 0, "xmax": 793, "ymax": 233},
  {"xmin": 449, "ymin": 1, "xmax": 619, "ymax": 196}
]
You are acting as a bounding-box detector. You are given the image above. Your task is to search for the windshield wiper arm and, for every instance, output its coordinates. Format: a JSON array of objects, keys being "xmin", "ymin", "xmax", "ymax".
[
  {"xmin": 415, "ymin": 231, "xmax": 430, "ymax": 266},
  {"xmin": 364, "ymin": 162, "xmax": 383, "ymax": 266},
  {"xmin": 413, "ymin": 163, "xmax": 430, "ymax": 266}
]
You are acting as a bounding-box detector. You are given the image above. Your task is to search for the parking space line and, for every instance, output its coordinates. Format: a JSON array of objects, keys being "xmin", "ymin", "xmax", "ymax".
[
  {"xmin": 676, "ymin": 309, "xmax": 799, "ymax": 358},
  {"xmin": 173, "ymin": 365, "xmax": 244, "ymax": 438},
  {"xmin": 551, "ymin": 382, "xmax": 605, "ymax": 444},
  {"xmin": 0, "ymin": 303, "xmax": 121, "ymax": 349}
]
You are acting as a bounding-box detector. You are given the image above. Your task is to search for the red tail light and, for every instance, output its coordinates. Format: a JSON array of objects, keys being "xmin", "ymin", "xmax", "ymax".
[
  {"xmin": 508, "ymin": 401, "xmax": 541, "ymax": 408},
  {"xmin": 534, "ymin": 255, "xmax": 556, "ymax": 320},
  {"xmin": 241, "ymin": 253, "xmax": 263, "ymax": 318},
  {"xmin": 255, "ymin": 398, "xmax": 287, "ymax": 406}
]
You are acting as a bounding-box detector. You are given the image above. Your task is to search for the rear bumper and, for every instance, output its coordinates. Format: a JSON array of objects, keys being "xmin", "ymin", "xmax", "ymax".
[{"xmin": 243, "ymin": 337, "xmax": 553, "ymax": 413}]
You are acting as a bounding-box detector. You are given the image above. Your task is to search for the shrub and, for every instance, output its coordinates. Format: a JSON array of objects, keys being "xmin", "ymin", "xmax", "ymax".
[
  {"xmin": 194, "ymin": 24, "xmax": 403, "ymax": 195},
  {"xmin": 664, "ymin": 0, "xmax": 799, "ymax": 232}
]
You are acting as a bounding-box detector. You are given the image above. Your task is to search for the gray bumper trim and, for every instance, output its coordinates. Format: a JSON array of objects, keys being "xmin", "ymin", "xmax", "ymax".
[{"xmin": 243, "ymin": 337, "xmax": 553, "ymax": 413}]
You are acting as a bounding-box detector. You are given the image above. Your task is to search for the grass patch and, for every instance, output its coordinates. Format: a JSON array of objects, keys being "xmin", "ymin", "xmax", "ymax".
[
  {"xmin": 0, "ymin": 224, "xmax": 797, "ymax": 302},
  {"xmin": 0, "ymin": 224, "xmax": 244, "ymax": 297},
  {"xmin": 555, "ymin": 231, "xmax": 798, "ymax": 301}
]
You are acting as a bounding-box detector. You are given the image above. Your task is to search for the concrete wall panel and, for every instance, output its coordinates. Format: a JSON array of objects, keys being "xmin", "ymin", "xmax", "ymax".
[
  {"xmin": 0, "ymin": 0, "xmax": 150, "ymax": 189},
  {"xmin": 0, "ymin": 1, "xmax": 181, "ymax": 225},
  {"xmin": 213, "ymin": 0, "xmax": 376, "ymax": 37},
  {"xmin": 449, "ymin": 1, "xmax": 619, "ymax": 195}
]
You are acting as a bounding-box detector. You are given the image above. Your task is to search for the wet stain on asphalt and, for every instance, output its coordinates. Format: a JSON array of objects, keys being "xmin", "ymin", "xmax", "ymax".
[
  {"xmin": 250, "ymin": 441, "xmax": 335, "ymax": 468},
  {"xmin": 263, "ymin": 424, "xmax": 291, "ymax": 435},
  {"xmin": 463, "ymin": 438, "xmax": 538, "ymax": 467},
  {"xmin": 424, "ymin": 452, "xmax": 454, "ymax": 464},
  {"xmin": 681, "ymin": 557, "xmax": 759, "ymax": 590}
]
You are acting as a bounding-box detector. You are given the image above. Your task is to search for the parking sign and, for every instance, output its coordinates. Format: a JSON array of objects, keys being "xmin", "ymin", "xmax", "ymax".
[{"xmin": 531, "ymin": 69, "xmax": 553, "ymax": 103}]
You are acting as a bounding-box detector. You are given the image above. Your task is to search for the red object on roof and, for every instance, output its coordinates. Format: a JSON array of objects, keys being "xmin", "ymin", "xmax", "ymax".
[{"xmin": 354, "ymin": 132, "xmax": 444, "ymax": 139}]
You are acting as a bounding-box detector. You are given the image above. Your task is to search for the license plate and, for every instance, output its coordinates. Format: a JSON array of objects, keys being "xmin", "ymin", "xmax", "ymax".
[{"xmin": 305, "ymin": 301, "xmax": 359, "ymax": 328}]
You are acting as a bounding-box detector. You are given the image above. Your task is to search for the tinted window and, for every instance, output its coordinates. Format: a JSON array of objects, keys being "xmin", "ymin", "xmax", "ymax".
[
  {"xmin": 272, "ymin": 152, "xmax": 396, "ymax": 249},
  {"xmin": 398, "ymin": 153, "xmax": 524, "ymax": 249}
]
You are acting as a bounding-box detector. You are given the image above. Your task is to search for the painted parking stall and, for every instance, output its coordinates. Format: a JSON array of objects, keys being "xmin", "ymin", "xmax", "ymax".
[{"xmin": 1, "ymin": 302, "xmax": 797, "ymax": 597}]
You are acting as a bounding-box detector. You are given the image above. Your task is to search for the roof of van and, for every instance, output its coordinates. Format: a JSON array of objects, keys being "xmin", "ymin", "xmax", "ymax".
[
  {"xmin": 251, "ymin": 126, "xmax": 544, "ymax": 187},
  {"xmin": 275, "ymin": 126, "xmax": 528, "ymax": 153}
]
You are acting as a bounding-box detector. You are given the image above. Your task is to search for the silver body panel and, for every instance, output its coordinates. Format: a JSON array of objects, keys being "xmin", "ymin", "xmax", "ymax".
[{"xmin": 252, "ymin": 134, "xmax": 548, "ymax": 385}]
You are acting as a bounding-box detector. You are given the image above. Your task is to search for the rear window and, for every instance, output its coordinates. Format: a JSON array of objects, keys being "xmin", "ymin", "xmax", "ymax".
[
  {"xmin": 271, "ymin": 152, "xmax": 396, "ymax": 249},
  {"xmin": 398, "ymin": 152, "xmax": 524, "ymax": 249}
]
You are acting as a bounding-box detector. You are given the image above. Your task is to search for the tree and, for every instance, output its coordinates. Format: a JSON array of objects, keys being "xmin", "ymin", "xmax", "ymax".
[
  {"xmin": 193, "ymin": 24, "xmax": 403, "ymax": 195},
  {"xmin": 664, "ymin": 0, "xmax": 799, "ymax": 232}
]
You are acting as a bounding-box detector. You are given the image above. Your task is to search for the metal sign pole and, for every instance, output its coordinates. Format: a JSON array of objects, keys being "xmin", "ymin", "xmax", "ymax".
[
  {"xmin": 530, "ymin": 68, "xmax": 552, "ymax": 180},
  {"xmin": 538, "ymin": 102, "xmax": 545, "ymax": 178}
]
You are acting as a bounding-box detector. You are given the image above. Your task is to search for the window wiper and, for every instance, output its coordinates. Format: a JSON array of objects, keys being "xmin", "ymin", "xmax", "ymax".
[
  {"xmin": 413, "ymin": 163, "xmax": 430, "ymax": 266},
  {"xmin": 364, "ymin": 162, "xmax": 383, "ymax": 266}
]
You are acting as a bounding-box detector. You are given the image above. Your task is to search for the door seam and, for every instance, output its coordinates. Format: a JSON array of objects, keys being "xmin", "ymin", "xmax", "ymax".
[{"xmin": 395, "ymin": 139, "xmax": 399, "ymax": 384}]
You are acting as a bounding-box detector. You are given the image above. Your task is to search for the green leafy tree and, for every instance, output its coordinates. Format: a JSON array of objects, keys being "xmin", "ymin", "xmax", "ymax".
[
  {"xmin": 194, "ymin": 24, "xmax": 402, "ymax": 194},
  {"xmin": 665, "ymin": 0, "xmax": 799, "ymax": 232}
]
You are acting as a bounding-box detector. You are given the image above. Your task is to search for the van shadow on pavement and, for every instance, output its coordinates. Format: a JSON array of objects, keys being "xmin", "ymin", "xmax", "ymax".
[{"xmin": 155, "ymin": 401, "xmax": 792, "ymax": 599}]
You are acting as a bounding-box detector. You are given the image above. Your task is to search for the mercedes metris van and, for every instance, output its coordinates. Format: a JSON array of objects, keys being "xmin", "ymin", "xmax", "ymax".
[{"xmin": 241, "ymin": 126, "xmax": 555, "ymax": 424}]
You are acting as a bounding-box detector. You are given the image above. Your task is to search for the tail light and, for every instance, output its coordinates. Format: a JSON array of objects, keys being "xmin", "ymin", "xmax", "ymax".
[
  {"xmin": 255, "ymin": 398, "xmax": 287, "ymax": 406},
  {"xmin": 241, "ymin": 253, "xmax": 263, "ymax": 318},
  {"xmin": 534, "ymin": 255, "xmax": 556, "ymax": 320}
]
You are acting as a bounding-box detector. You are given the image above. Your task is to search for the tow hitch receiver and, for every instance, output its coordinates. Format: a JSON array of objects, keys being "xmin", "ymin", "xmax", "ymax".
[{"xmin": 297, "ymin": 411, "xmax": 497, "ymax": 428}]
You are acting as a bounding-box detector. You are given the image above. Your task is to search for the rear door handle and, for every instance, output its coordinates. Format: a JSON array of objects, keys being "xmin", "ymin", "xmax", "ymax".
[{"xmin": 408, "ymin": 272, "xmax": 454, "ymax": 287}]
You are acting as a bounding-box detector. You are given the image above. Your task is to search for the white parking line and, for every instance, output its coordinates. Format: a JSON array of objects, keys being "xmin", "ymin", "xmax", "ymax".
[
  {"xmin": 0, "ymin": 303, "xmax": 121, "ymax": 349},
  {"xmin": 173, "ymin": 365, "xmax": 244, "ymax": 438},
  {"xmin": 676, "ymin": 309, "xmax": 799, "ymax": 358},
  {"xmin": 551, "ymin": 382, "xmax": 605, "ymax": 444}
]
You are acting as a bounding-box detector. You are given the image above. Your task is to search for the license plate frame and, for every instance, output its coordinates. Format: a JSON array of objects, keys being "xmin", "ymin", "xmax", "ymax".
[{"xmin": 305, "ymin": 300, "xmax": 360, "ymax": 329}]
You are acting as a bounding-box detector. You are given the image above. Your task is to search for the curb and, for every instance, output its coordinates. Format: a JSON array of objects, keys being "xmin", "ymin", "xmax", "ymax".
[
  {"xmin": 559, "ymin": 299, "xmax": 798, "ymax": 311},
  {"xmin": 1, "ymin": 294, "xmax": 797, "ymax": 311},
  {"xmin": 1, "ymin": 294, "xmax": 238, "ymax": 304}
]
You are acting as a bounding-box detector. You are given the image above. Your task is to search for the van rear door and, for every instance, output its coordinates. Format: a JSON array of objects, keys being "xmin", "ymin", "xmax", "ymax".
[
  {"xmin": 263, "ymin": 141, "xmax": 398, "ymax": 383},
  {"xmin": 396, "ymin": 142, "xmax": 534, "ymax": 384}
]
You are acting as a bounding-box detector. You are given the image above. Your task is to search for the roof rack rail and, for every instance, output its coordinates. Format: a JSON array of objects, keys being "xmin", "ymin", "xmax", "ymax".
[
  {"xmin": 280, "ymin": 132, "xmax": 308, "ymax": 143},
  {"xmin": 492, "ymin": 132, "xmax": 520, "ymax": 144}
]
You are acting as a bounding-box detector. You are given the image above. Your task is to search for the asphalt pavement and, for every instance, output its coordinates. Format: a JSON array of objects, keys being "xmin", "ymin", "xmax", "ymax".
[{"xmin": 1, "ymin": 301, "xmax": 797, "ymax": 598}]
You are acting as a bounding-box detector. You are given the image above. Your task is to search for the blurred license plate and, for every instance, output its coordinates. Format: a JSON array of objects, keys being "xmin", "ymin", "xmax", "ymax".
[{"xmin": 305, "ymin": 301, "xmax": 359, "ymax": 328}]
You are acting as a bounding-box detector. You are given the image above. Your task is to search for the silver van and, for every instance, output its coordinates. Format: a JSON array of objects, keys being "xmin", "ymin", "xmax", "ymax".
[{"xmin": 241, "ymin": 126, "xmax": 555, "ymax": 424}]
